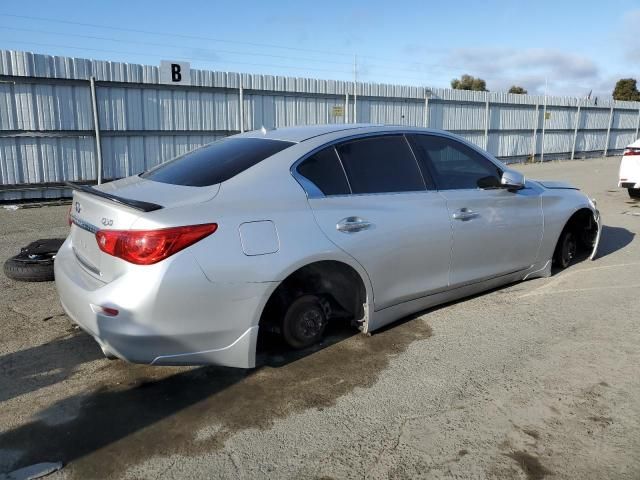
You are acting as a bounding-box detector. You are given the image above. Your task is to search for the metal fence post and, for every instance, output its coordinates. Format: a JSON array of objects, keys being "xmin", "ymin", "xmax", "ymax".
[
  {"xmin": 239, "ymin": 84, "xmax": 244, "ymax": 133},
  {"xmin": 345, "ymin": 92, "xmax": 349, "ymax": 124},
  {"xmin": 353, "ymin": 55, "xmax": 357, "ymax": 124},
  {"xmin": 635, "ymin": 108, "xmax": 640, "ymax": 139},
  {"xmin": 540, "ymin": 97, "xmax": 547, "ymax": 163},
  {"xmin": 424, "ymin": 94, "xmax": 429, "ymax": 128},
  {"xmin": 571, "ymin": 99, "xmax": 581, "ymax": 160},
  {"xmin": 603, "ymin": 105, "xmax": 614, "ymax": 156},
  {"xmin": 604, "ymin": 105, "xmax": 614, "ymax": 157},
  {"xmin": 484, "ymin": 94, "xmax": 490, "ymax": 151},
  {"xmin": 531, "ymin": 104, "xmax": 539, "ymax": 161},
  {"xmin": 89, "ymin": 76, "xmax": 103, "ymax": 185}
]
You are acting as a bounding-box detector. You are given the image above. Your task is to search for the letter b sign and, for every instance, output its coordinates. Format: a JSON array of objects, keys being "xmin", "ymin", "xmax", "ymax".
[{"xmin": 160, "ymin": 60, "xmax": 191, "ymax": 85}]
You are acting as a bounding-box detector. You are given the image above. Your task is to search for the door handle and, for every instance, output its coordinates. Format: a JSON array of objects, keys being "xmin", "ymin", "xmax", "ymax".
[
  {"xmin": 336, "ymin": 216, "xmax": 372, "ymax": 233},
  {"xmin": 452, "ymin": 208, "xmax": 479, "ymax": 221}
]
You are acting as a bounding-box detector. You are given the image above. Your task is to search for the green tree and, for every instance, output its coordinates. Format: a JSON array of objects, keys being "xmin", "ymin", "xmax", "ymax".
[
  {"xmin": 451, "ymin": 74, "xmax": 488, "ymax": 91},
  {"xmin": 508, "ymin": 85, "xmax": 527, "ymax": 94},
  {"xmin": 612, "ymin": 78, "xmax": 640, "ymax": 101}
]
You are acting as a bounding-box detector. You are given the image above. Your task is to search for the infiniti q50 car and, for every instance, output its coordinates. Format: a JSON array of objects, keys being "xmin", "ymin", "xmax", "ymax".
[{"xmin": 55, "ymin": 124, "xmax": 601, "ymax": 368}]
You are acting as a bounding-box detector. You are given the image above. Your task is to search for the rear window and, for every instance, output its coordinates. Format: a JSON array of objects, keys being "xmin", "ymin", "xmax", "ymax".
[
  {"xmin": 141, "ymin": 138, "xmax": 294, "ymax": 187},
  {"xmin": 297, "ymin": 147, "xmax": 351, "ymax": 195}
]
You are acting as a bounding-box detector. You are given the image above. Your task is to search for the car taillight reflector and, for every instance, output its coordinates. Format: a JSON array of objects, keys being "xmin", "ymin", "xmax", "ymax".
[
  {"xmin": 95, "ymin": 223, "xmax": 217, "ymax": 265},
  {"xmin": 623, "ymin": 147, "xmax": 640, "ymax": 156}
]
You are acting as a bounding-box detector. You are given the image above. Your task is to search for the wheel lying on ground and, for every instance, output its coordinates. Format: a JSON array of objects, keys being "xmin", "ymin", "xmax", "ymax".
[
  {"xmin": 553, "ymin": 229, "xmax": 577, "ymax": 270},
  {"xmin": 629, "ymin": 188, "xmax": 640, "ymax": 199},
  {"xmin": 281, "ymin": 295, "xmax": 328, "ymax": 349},
  {"xmin": 3, "ymin": 238, "xmax": 65, "ymax": 282}
]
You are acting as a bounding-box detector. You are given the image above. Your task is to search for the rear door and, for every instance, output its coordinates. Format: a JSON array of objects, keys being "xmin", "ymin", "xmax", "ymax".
[
  {"xmin": 296, "ymin": 134, "xmax": 452, "ymax": 313},
  {"xmin": 408, "ymin": 134, "xmax": 543, "ymax": 286}
]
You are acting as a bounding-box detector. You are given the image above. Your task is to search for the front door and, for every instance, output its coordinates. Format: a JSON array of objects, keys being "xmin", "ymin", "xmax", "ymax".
[{"xmin": 408, "ymin": 133, "xmax": 543, "ymax": 286}]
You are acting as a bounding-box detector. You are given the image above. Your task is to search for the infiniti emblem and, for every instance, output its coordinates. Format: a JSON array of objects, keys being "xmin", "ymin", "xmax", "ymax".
[{"xmin": 75, "ymin": 201, "xmax": 81, "ymax": 214}]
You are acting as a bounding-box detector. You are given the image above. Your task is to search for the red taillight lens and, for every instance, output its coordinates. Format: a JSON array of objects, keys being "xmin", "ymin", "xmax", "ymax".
[
  {"xmin": 95, "ymin": 223, "xmax": 217, "ymax": 265},
  {"xmin": 623, "ymin": 147, "xmax": 640, "ymax": 156}
]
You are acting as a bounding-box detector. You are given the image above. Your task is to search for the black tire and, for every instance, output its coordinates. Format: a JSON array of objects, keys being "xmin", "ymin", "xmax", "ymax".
[
  {"xmin": 2, "ymin": 238, "xmax": 63, "ymax": 282},
  {"xmin": 553, "ymin": 230, "xmax": 577, "ymax": 270},
  {"xmin": 282, "ymin": 295, "xmax": 327, "ymax": 349},
  {"xmin": 3, "ymin": 256, "xmax": 55, "ymax": 282},
  {"xmin": 628, "ymin": 188, "xmax": 640, "ymax": 199}
]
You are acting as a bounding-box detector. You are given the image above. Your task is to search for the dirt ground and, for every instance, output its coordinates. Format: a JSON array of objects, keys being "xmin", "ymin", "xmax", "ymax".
[{"xmin": 0, "ymin": 156, "xmax": 638, "ymax": 480}]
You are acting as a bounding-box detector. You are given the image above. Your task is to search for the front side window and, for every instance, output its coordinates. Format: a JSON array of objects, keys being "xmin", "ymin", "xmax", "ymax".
[
  {"xmin": 408, "ymin": 135, "xmax": 502, "ymax": 190},
  {"xmin": 296, "ymin": 147, "xmax": 351, "ymax": 195},
  {"xmin": 141, "ymin": 137, "xmax": 294, "ymax": 187},
  {"xmin": 335, "ymin": 135, "xmax": 425, "ymax": 194}
]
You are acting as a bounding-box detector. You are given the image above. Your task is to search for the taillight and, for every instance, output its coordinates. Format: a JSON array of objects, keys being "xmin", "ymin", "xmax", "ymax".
[
  {"xmin": 623, "ymin": 147, "xmax": 640, "ymax": 156},
  {"xmin": 95, "ymin": 223, "xmax": 217, "ymax": 265}
]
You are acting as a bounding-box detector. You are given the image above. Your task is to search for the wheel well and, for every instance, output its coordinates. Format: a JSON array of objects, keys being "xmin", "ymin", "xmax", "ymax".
[
  {"xmin": 560, "ymin": 208, "xmax": 598, "ymax": 251},
  {"xmin": 259, "ymin": 261, "xmax": 367, "ymax": 335}
]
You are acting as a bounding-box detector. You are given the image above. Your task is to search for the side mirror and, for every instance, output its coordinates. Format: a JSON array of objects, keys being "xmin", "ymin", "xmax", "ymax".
[{"xmin": 501, "ymin": 170, "xmax": 525, "ymax": 191}]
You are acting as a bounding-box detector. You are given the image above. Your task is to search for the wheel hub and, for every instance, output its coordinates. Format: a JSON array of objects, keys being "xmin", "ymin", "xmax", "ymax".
[{"xmin": 297, "ymin": 309, "xmax": 323, "ymax": 340}]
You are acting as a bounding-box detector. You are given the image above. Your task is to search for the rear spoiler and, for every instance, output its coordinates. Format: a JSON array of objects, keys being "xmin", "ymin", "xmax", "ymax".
[{"xmin": 65, "ymin": 182, "xmax": 164, "ymax": 212}]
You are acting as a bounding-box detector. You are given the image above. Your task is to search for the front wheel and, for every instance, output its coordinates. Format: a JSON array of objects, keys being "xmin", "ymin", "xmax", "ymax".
[
  {"xmin": 553, "ymin": 230, "xmax": 577, "ymax": 269},
  {"xmin": 628, "ymin": 188, "xmax": 640, "ymax": 199},
  {"xmin": 282, "ymin": 295, "xmax": 327, "ymax": 349}
]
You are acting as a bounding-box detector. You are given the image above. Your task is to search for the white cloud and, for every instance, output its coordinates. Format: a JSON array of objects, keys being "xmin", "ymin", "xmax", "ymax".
[{"xmin": 440, "ymin": 47, "xmax": 601, "ymax": 96}]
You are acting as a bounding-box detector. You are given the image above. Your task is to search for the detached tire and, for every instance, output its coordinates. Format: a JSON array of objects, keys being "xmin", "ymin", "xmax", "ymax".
[
  {"xmin": 628, "ymin": 188, "xmax": 640, "ymax": 199},
  {"xmin": 3, "ymin": 258, "xmax": 55, "ymax": 282},
  {"xmin": 3, "ymin": 238, "xmax": 64, "ymax": 282},
  {"xmin": 282, "ymin": 295, "xmax": 327, "ymax": 349},
  {"xmin": 553, "ymin": 230, "xmax": 577, "ymax": 270}
]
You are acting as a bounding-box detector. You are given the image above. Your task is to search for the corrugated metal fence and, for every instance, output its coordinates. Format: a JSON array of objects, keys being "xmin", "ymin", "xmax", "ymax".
[{"xmin": 1, "ymin": 49, "xmax": 639, "ymax": 201}]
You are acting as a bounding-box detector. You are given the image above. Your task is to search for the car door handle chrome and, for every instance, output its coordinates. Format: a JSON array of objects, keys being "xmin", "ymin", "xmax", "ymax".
[
  {"xmin": 336, "ymin": 216, "xmax": 372, "ymax": 233},
  {"xmin": 452, "ymin": 208, "xmax": 479, "ymax": 221}
]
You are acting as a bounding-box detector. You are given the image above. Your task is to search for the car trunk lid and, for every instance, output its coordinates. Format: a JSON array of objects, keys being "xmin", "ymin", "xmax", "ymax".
[{"xmin": 68, "ymin": 176, "xmax": 219, "ymax": 282}]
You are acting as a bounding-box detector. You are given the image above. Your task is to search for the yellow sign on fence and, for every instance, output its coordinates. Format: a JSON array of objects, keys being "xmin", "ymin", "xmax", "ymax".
[{"xmin": 332, "ymin": 106, "xmax": 344, "ymax": 117}]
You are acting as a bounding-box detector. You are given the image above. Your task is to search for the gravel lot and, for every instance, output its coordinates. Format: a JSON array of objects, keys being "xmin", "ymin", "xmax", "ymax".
[{"xmin": 0, "ymin": 156, "xmax": 638, "ymax": 480}]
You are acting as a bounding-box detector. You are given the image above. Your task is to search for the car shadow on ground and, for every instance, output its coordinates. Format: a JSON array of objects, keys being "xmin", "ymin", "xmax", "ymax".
[
  {"xmin": 0, "ymin": 330, "xmax": 103, "ymax": 403},
  {"xmin": 596, "ymin": 225, "xmax": 635, "ymax": 258},
  {"xmin": 0, "ymin": 316, "xmax": 432, "ymax": 478}
]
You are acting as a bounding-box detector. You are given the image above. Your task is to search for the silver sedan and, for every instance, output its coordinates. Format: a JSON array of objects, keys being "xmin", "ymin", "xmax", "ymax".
[{"xmin": 55, "ymin": 124, "xmax": 601, "ymax": 368}]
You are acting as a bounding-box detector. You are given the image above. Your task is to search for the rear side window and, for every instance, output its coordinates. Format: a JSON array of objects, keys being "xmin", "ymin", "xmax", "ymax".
[
  {"xmin": 335, "ymin": 136, "xmax": 425, "ymax": 194},
  {"xmin": 408, "ymin": 135, "xmax": 502, "ymax": 190},
  {"xmin": 141, "ymin": 138, "xmax": 294, "ymax": 187},
  {"xmin": 296, "ymin": 147, "xmax": 350, "ymax": 195}
]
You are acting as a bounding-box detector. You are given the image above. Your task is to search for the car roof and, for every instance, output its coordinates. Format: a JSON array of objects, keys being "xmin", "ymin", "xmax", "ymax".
[{"xmin": 237, "ymin": 123, "xmax": 384, "ymax": 143}]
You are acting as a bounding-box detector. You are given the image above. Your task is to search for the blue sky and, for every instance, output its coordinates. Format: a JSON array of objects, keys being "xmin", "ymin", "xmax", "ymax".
[{"xmin": 1, "ymin": 0, "xmax": 639, "ymax": 98}]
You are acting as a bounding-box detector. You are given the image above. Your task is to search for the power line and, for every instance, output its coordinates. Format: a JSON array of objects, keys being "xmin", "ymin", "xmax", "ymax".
[
  {"xmin": 0, "ymin": 12, "xmax": 444, "ymax": 71},
  {"xmin": 0, "ymin": 40, "xmax": 354, "ymax": 75},
  {"xmin": 0, "ymin": 25, "xmax": 355, "ymax": 67},
  {"xmin": 0, "ymin": 13, "xmax": 354, "ymax": 58},
  {"xmin": 0, "ymin": 24, "xmax": 440, "ymax": 76}
]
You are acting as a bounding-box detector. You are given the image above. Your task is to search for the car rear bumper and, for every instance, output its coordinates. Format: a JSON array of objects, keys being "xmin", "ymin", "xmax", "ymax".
[
  {"xmin": 54, "ymin": 237, "xmax": 274, "ymax": 368},
  {"xmin": 619, "ymin": 156, "xmax": 640, "ymax": 188}
]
